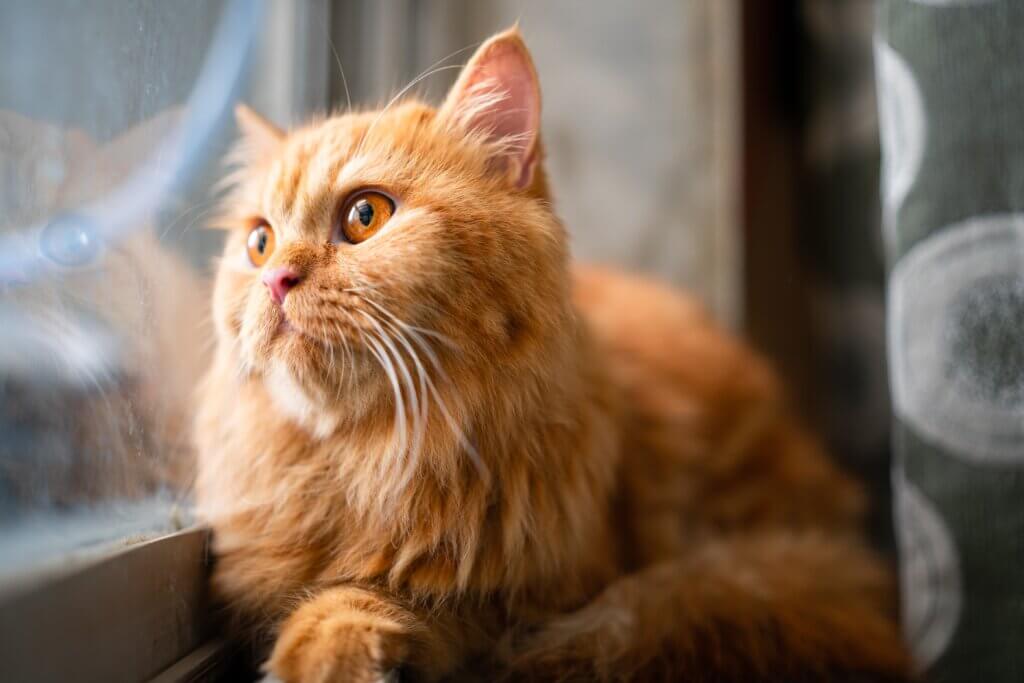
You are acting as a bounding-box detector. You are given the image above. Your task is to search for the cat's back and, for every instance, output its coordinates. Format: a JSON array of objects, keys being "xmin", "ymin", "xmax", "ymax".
[
  {"xmin": 572, "ymin": 263, "xmax": 780, "ymax": 431},
  {"xmin": 571, "ymin": 264, "xmax": 865, "ymax": 563}
]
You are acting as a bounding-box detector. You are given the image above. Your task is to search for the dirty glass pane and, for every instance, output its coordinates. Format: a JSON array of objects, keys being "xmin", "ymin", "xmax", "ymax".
[{"xmin": 0, "ymin": 0, "xmax": 267, "ymax": 580}]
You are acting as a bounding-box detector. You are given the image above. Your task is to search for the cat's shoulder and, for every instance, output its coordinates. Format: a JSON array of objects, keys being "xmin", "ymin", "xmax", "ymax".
[
  {"xmin": 571, "ymin": 262, "xmax": 782, "ymax": 409},
  {"xmin": 572, "ymin": 263, "xmax": 711, "ymax": 330}
]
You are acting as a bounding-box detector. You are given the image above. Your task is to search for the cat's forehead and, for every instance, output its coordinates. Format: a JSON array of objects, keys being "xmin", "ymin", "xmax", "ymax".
[
  {"xmin": 273, "ymin": 120, "xmax": 361, "ymax": 185},
  {"xmin": 277, "ymin": 103, "xmax": 437, "ymax": 174},
  {"xmin": 257, "ymin": 103, "xmax": 441, "ymax": 230}
]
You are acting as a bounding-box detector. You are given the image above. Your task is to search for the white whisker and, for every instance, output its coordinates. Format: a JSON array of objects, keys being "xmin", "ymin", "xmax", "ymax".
[
  {"xmin": 357, "ymin": 310, "xmax": 424, "ymax": 492},
  {"xmin": 356, "ymin": 295, "xmax": 459, "ymax": 351},
  {"xmin": 353, "ymin": 294, "xmax": 490, "ymax": 485},
  {"xmin": 354, "ymin": 40, "xmax": 480, "ymax": 159},
  {"xmin": 359, "ymin": 327, "xmax": 408, "ymax": 490},
  {"xmin": 327, "ymin": 34, "xmax": 351, "ymax": 112},
  {"xmin": 355, "ymin": 65, "xmax": 465, "ymax": 159}
]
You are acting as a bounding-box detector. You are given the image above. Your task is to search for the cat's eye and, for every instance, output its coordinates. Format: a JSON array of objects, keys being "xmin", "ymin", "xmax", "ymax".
[
  {"xmin": 339, "ymin": 191, "xmax": 395, "ymax": 244},
  {"xmin": 246, "ymin": 221, "xmax": 276, "ymax": 267}
]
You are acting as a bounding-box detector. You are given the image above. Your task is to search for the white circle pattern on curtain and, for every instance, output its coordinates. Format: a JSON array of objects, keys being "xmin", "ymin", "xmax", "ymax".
[
  {"xmin": 874, "ymin": 38, "xmax": 925, "ymax": 256},
  {"xmin": 888, "ymin": 214, "xmax": 1024, "ymax": 463},
  {"xmin": 894, "ymin": 471, "xmax": 963, "ymax": 670}
]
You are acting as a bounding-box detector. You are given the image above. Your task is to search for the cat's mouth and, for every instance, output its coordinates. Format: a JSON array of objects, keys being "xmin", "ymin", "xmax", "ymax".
[
  {"xmin": 268, "ymin": 296, "xmax": 364, "ymax": 348},
  {"xmin": 266, "ymin": 303, "xmax": 314, "ymax": 343},
  {"xmin": 251, "ymin": 289, "xmax": 389, "ymax": 381},
  {"xmin": 261, "ymin": 304, "xmax": 364, "ymax": 365}
]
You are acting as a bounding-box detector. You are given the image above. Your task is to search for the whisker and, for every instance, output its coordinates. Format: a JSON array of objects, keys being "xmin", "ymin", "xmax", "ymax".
[
  {"xmin": 401, "ymin": 324, "xmax": 489, "ymax": 480},
  {"xmin": 317, "ymin": 319, "xmax": 339, "ymax": 391},
  {"xmin": 158, "ymin": 196, "xmax": 224, "ymax": 240},
  {"xmin": 353, "ymin": 294, "xmax": 490, "ymax": 485},
  {"xmin": 327, "ymin": 34, "xmax": 352, "ymax": 112},
  {"xmin": 379, "ymin": 319, "xmax": 432, "ymax": 486},
  {"xmin": 355, "ymin": 64, "xmax": 464, "ymax": 158},
  {"xmin": 336, "ymin": 309, "xmax": 361, "ymax": 394},
  {"xmin": 341, "ymin": 325, "xmax": 356, "ymax": 393},
  {"xmin": 358, "ymin": 310, "xmax": 425, "ymax": 491},
  {"xmin": 180, "ymin": 205, "xmax": 226, "ymax": 239},
  {"xmin": 359, "ymin": 326, "xmax": 409, "ymax": 487},
  {"xmin": 357, "ymin": 295, "xmax": 459, "ymax": 351},
  {"xmin": 354, "ymin": 40, "xmax": 481, "ymax": 160}
]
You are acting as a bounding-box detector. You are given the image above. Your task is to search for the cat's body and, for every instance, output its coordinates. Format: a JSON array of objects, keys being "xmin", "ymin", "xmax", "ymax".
[{"xmin": 196, "ymin": 29, "xmax": 909, "ymax": 682}]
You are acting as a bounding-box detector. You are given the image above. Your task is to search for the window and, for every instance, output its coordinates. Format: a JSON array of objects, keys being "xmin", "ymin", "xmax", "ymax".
[
  {"xmin": 0, "ymin": 2, "xmax": 739, "ymax": 679},
  {"xmin": 0, "ymin": 1, "xmax": 327, "ymax": 678}
]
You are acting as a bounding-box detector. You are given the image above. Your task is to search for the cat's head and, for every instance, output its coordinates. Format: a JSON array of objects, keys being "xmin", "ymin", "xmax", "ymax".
[{"xmin": 214, "ymin": 29, "xmax": 573, "ymax": 436}]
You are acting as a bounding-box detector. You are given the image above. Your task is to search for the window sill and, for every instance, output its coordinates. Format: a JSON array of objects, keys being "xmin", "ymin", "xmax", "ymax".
[{"xmin": 0, "ymin": 526, "xmax": 231, "ymax": 682}]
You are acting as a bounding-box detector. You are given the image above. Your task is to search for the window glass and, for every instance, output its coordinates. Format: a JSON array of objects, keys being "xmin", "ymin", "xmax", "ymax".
[{"xmin": 0, "ymin": 0, "xmax": 274, "ymax": 581}]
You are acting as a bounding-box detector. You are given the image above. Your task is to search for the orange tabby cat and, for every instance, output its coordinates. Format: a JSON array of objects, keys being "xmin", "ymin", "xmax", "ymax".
[{"xmin": 196, "ymin": 28, "xmax": 910, "ymax": 682}]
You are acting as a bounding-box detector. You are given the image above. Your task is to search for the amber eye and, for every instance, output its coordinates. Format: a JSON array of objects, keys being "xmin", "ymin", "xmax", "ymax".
[
  {"xmin": 340, "ymin": 191, "xmax": 395, "ymax": 244},
  {"xmin": 246, "ymin": 222, "xmax": 276, "ymax": 266}
]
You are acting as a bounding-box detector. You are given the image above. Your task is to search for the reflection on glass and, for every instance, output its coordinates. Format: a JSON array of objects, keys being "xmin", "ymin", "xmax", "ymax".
[
  {"xmin": 0, "ymin": 110, "xmax": 207, "ymax": 514},
  {"xmin": 0, "ymin": 0, "xmax": 264, "ymax": 578}
]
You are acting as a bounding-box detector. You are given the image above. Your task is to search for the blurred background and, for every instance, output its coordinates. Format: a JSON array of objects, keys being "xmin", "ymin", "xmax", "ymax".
[{"xmin": 2, "ymin": 1, "xmax": 1022, "ymax": 680}]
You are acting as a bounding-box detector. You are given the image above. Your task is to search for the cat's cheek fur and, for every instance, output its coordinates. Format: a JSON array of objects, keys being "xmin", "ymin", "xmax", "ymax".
[
  {"xmin": 238, "ymin": 296, "xmax": 278, "ymax": 370},
  {"xmin": 211, "ymin": 265, "xmax": 251, "ymax": 343}
]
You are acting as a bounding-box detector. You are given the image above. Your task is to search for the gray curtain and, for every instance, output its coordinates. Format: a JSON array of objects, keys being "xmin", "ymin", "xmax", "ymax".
[
  {"xmin": 876, "ymin": 1, "xmax": 1024, "ymax": 680},
  {"xmin": 798, "ymin": 0, "xmax": 892, "ymax": 540}
]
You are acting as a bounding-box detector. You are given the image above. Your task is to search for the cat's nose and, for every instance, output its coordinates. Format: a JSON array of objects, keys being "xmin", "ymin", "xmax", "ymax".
[{"xmin": 262, "ymin": 266, "xmax": 302, "ymax": 305}]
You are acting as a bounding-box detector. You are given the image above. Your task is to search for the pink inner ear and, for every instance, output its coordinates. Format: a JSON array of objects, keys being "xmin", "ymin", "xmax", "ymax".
[{"xmin": 448, "ymin": 40, "xmax": 540, "ymax": 189}]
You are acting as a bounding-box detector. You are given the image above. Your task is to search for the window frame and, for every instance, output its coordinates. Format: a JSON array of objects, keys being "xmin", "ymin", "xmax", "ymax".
[{"xmin": 0, "ymin": 527, "xmax": 223, "ymax": 682}]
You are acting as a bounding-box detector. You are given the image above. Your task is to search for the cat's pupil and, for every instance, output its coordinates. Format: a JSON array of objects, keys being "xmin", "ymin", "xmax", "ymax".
[
  {"xmin": 257, "ymin": 230, "xmax": 267, "ymax": 253},
  {"xmin": 356, "ymin": 201, "xmax": 373, "ymax": 227}
]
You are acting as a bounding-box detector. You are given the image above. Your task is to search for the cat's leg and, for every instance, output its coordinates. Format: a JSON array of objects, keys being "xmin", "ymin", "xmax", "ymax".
[
  {"xmin": 507, "ymin": 532, "xmax": 911, "ymax": 683},
  {"xmin": 262, "ymin": 585, "xmax": 464, "ymax": 683}
]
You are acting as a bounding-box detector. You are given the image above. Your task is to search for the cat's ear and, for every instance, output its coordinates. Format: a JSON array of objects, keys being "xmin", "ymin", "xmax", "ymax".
[
  {"xmin": 234, "ymin": 104, "xmax": 284, "ymax": 162},
  {"xmin": 439, "ymin": 27, "xmax": 541, "ymax": 189}
]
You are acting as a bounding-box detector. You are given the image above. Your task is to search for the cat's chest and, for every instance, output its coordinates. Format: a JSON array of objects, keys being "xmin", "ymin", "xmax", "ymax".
[
  {"xmin": 199, "ymin": 415, "xmax": 400, "ymax": 589},
  {"xmin": 203, "ymin": 462, "xmax": 372, "ymax": 621}
]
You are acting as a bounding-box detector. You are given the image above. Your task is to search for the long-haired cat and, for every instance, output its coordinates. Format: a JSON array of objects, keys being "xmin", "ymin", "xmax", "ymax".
[{"xmin": 196, "ymin": 29, "xmax": 910, "ymax": 682}]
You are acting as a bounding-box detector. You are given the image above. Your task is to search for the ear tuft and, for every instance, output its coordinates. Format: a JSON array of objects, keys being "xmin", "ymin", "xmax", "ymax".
[
  {"xmin": 234, "ymin": 104, "xmax": 284, "ymax": 162},
  {"xmin": 440, "ymin": 28, "xmax": 541, "ymax": 189}
]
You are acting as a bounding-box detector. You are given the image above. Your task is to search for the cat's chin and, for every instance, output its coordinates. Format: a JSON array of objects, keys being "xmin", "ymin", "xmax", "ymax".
[
  {"xmin": 258, "ymin": 353, "xmax": 383, "ymax": 439},
  {"xmin": 262, "ymin": 358, "xmax": 343, "ymax": 438},
  {"xmin": 245, "ymin": 324, "xmax": 381, "ymax": 418}
]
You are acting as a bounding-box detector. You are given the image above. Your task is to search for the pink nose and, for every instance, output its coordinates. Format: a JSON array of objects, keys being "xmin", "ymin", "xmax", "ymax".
[{"xmin": 262, "ymin": 266, "xmax": 302, "ymax": 305}]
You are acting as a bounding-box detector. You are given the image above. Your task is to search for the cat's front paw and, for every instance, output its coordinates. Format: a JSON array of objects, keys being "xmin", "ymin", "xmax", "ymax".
[{"xmin": 263, "ymin": 592, "xmax": 410, "ymax": 683}]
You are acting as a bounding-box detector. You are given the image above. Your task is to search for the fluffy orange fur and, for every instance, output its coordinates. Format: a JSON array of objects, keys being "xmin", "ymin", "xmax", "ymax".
[{"xmin": 195, "ymin": 28, "xmax": 910, "ymax": 682}]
